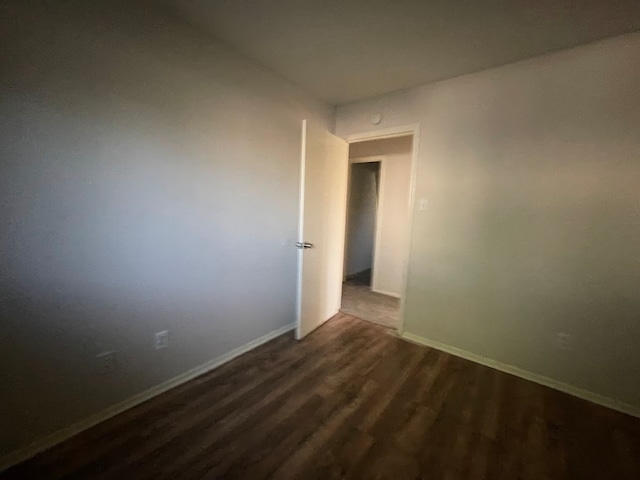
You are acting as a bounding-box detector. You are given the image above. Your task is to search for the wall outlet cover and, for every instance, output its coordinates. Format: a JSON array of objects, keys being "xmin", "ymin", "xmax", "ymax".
[
  {"xmin": 96, "ymin": 351, "xmax": 115, "ymax": 374},
  {"xmin": 154, "ymin": 330, "xmax": 169, "ymax": 350},
  {"xmin": 556, "ymin": 333, "xmax": 570, "ymax": 349}
]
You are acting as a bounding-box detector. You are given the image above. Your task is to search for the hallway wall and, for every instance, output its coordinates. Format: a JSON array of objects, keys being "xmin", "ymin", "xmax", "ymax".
[{"xmin": 345, "ymin": 163, "xmax": 379, "ymax": 277}]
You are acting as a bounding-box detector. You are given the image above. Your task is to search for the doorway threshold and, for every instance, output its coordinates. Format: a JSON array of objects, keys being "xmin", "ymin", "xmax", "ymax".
[{"xmin": 340, "ymin": 280, "xmax": 399, "ymax": 329}]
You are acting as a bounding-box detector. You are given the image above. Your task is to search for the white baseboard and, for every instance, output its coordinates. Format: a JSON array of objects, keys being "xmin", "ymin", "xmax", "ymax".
[
  {"xmin": 0, "ymin": 323, "xmax": 295, "ymax": 473},
  {"xmin": 371, "ymin": 288, "xmax": 401, "ymax": 298},
  {"xmin": 401, "ymin": 331, "xmax": 640, "ymax": 419}
]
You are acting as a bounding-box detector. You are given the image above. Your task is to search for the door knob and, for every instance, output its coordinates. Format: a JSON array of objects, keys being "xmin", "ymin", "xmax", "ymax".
[{"xmin": 295, "ymin": 242, "xmax": 313, "ymax": 249}]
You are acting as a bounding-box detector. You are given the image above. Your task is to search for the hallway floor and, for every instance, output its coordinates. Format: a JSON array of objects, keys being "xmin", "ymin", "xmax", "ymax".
[{"xmin": 340, "ymin": 270, "xmax": 400, "ymax": 329}]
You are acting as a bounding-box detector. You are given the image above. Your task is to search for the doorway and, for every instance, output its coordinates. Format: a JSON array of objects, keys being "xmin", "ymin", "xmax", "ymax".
[
  {"xmin": 340, "ymin": 134, "xmax": 414, "ymax": 330},
  {"xmin": 344, "ymin": 161, "xmax": 380, "ymax": 286},
  {"xmin": 295, "ymin": 121, "xmax": 417, "ymax": 340}
]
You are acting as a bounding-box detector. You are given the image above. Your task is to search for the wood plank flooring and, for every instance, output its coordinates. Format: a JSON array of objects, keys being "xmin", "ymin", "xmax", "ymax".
[{"xmin": 3, "ymin": 313, "xmax": 640, "ymax": 479}]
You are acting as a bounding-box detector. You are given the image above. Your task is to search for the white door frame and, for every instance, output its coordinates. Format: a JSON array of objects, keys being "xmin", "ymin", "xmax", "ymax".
[{"xmin": 341, "ymin": 124, "xmax": 421, "ymax": 335}]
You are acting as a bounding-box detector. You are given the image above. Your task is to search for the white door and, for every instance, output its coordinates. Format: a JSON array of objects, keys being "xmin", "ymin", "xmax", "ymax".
[{"xmin": 296, "ymin": 120, "xmax": 349, "ymax": 339}]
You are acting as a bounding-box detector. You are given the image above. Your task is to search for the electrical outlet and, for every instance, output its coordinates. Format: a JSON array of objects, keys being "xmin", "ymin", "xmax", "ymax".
[
  {"xmin": 154, "ymin": 330, "xmax": 169, "ymax": 350},
  {"xmin": 96, "ymin": 351, "xmax": 115, "ymax": 374},
  {"xmin": 556, "ymin": 333, "xmax": 570, "ymax": 349}
]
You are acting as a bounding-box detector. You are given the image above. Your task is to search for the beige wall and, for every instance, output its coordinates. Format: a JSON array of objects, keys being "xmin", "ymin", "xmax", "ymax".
[
  {"xmin": 374, "ymin": 152, "xmax": 412, "ymax": 297},
  {"xmin": 336, "ymin": 32, "xmax": 640, "ymax": 412},
  {"xmin": 349, "ymin": 136, "xmax": 413, "ymax": 158},
  {"xmin": 0, "ymin": 0, "xmax": 332, "ymax": 460}
]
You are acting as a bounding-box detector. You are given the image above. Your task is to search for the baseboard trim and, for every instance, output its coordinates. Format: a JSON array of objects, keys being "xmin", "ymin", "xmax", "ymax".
[
  {"xmin": 0, "ymin": 323, "xmax": 295, "ymax": 473},
  {"xmin": 371, "ymin": 288, "xmax": 401, "ymax": 299},
  {"xmin": 401, "ymin": 331, "xmax": 640, "ymax": 419}
]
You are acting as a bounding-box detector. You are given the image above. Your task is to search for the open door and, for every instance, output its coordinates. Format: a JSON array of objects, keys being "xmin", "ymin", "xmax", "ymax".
[{"xmin": 295, "ymin": 120, "xmax": 349, "ymax": 339}]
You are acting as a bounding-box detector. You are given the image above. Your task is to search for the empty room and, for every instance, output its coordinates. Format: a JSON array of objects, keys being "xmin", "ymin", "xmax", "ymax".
[{"xmin": 1, "ymin": 1, "xmax": 639, "ymax": 479}]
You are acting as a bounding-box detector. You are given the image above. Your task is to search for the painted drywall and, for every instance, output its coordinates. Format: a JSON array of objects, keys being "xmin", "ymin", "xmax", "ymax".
[
  {"xmin": 336, "ymin": 32, "xmax": 640, "ymax": 411},
  {"xmin": 349, "ymin": 136, "xmax": 413, "ymax": 158},
  {"xmin": 374, "ymin": 153, "xmax": 412, "ymax": 297},
  {"xmin": 0, "ymin": 0, "xmax": 332, "ymax": 460},
  {"xmin": 345, "ymin": 163, "xmax": 379, "ymax": 277}
]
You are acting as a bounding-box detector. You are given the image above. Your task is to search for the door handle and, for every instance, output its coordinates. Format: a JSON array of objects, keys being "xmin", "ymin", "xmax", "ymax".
[{"xmin": 295, "ymin": 242, "xmax": 314, "ymax": 249}]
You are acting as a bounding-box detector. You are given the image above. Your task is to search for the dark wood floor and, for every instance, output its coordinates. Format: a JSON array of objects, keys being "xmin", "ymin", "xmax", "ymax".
[{"xmin": 4, "ymin": 314, "xmax": 640, "ymax": 479}]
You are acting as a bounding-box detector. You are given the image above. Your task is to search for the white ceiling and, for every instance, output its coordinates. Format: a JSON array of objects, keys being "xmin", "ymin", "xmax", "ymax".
[{"xmin": 164, "ymin": 0, "xmax": 640, "ymax": 105}]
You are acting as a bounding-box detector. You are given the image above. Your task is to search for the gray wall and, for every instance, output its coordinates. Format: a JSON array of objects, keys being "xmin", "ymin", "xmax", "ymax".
[
  {"xmin": 336, "ymin": 32, "xmax": 640, "ymax": 412},
  {"xmin": 0, "ymin": 0, "xmax": 332, "ymax": 458}
]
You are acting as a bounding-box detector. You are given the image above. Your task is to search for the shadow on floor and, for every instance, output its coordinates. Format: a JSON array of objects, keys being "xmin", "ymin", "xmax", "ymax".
[{"xmin": 344, "ymin": 269, "xmax": 372, "ymax": 287}]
